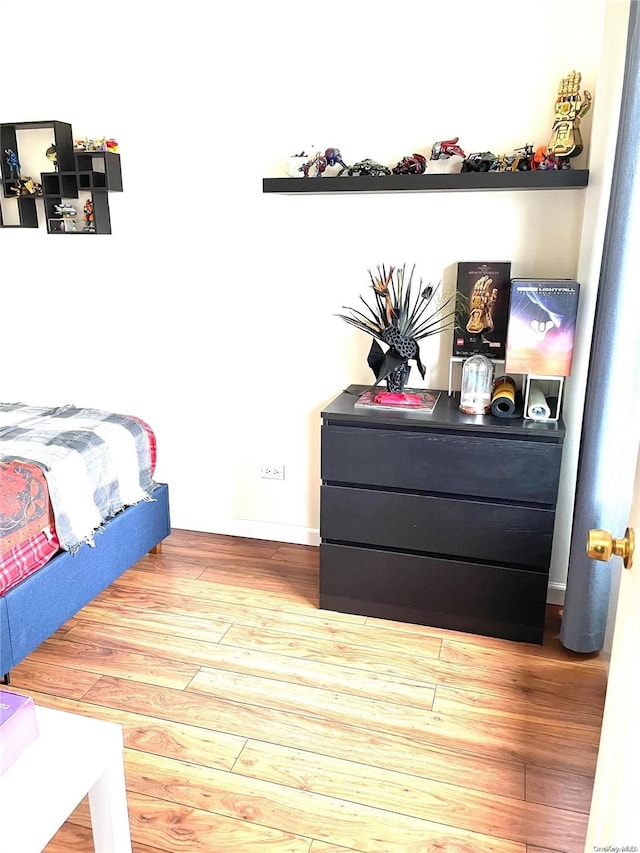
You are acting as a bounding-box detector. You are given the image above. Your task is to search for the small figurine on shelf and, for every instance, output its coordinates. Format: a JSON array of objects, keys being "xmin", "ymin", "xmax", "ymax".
[
  {"xmin": 54, "ymin": 202, "xmax": 77, "ymax": 217},
  {"xmin": 301, "ymin": 150, "xmax": 327, "ymax": 177},
  {"xmin": 548, "ymin": 70, "xmax": 592, "ymax": 160},
  {"xmin": 46, "ymin": 144, "xmax": 57, "ymax": 170},
  {"xmin": 83, "ymin": 198, "xmax": 95, "ymax": 232},
  {"xmin": 428, "ymin": 137, "xmax": 466, "ymax": 174},
  {"xmin": 461, "ymin": 151, "xmax": 497, "ymax": 173},
  {"xmin": 392, "ymin": 153, "xmax": 427, "ymax": 175},
  {"xmin": 324, "ymin": 148, "xmax": 347, "ymax": 170},
  {"xmin": 430, "ymin": 137, "xmax": 466, "ymax": 160},
  {"xmin": 9, "ymin": 176, "xmax": 43, "ymax": 197},
  {"xmin": 301, "ymin": 147, "xmax": 347, "ymax": 177},
  {"xmin": 337, "ymin": 159, "xmax": 392, "ymax": 177},
  {"xmin": 105, "ymin": 138, "xmax": 119, "ymax": 153},
  {"xmin": 533, "ymin": 145, "xmax": 569, "ymax": 171},
  {"xmin": 4, "ymin": 148, "xmax": 20, "ymax": 180}
]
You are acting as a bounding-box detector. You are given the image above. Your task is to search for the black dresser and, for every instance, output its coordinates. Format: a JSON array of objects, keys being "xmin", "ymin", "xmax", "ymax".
[{"xmin": 319, "ymin": 386, "xmax": 566, "ymax": 643}]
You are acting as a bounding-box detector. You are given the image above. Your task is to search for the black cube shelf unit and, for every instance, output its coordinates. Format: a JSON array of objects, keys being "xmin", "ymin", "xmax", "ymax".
[{"xmin": 0, "ymin": 120, "xmax": 122, "ymax": 234}]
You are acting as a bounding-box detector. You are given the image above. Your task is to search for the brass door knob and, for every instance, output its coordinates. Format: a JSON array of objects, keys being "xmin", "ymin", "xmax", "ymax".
[{"xmin": 587, "ymin": 527, "xmax": 635, "ymax": 569}]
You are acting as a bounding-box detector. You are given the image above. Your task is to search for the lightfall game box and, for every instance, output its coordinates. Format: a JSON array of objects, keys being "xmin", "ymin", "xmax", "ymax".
[{"xmin": 505, "ymin": 279, "xmax": 580, "ymax": 376}]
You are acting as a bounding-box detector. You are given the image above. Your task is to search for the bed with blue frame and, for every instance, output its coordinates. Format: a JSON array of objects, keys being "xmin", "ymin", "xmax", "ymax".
[{"xmin": 0, "ymin": 482, "xmax": 170, "ymax": 682}]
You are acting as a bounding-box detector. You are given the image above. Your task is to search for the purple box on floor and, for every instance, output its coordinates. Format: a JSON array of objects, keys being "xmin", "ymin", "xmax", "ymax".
[{"xmin": 0, "ymin": 690, "xmax": 39, "ymax": 775}]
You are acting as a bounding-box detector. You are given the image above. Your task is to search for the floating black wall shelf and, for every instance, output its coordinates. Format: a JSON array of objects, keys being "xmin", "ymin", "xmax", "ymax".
[{"xmin": 263, "ymin": 169, "xmax": 589, "ymax": 194}]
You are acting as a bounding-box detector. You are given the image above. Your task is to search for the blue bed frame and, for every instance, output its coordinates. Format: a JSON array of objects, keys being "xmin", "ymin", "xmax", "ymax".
[{"xmin": 0, "ymin": 483, "xmax": 170, "ymax": 680}]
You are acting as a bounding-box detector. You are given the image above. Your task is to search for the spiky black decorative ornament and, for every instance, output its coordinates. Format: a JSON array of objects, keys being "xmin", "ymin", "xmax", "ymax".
[{"xmin": 337, "ymin": 264, "xmax": 455, "ymax": 393}]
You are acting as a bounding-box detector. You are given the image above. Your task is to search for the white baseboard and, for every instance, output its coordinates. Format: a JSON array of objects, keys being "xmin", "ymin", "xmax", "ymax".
[{"xmin": 547, "ymin": 582, "xmax": 566, "ymax": 606}]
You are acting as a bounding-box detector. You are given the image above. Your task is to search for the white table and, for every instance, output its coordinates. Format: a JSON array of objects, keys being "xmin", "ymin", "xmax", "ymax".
[{"xmin": 0, "ymin": 704, "xmax": 132, "ymax": 852}]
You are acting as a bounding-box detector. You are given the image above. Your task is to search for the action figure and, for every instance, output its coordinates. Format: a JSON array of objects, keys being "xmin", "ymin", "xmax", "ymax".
[
  {"xmin": 392, "ymin": 153, "xmax": 427, "ymax": 174},
  {"xmin": 430, "ymin": 137, "xmax": 466, "ymax": 160},
  {"xmin": 46, "ymin": 145, "xmax": 57, "ymax": 170},
  {"xmin": 301, "ymin": 147, "xmax": 347, "ymax": 177},
  {"xmin": 548, "ymin": 70, "xmax": 592, "ymax": 159},
  {"xmin": 466, "ymin": 275, "xmax": 498, "ymax": 335},
  {"xmin": 83, "ymin": 198, "xmax": 95, "ymax": 231},
  {"xmin": 4, "ymin": 148, "xmax": 20, "ymax": 180}
]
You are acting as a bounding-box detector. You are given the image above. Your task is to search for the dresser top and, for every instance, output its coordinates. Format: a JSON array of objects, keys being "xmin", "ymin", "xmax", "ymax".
[{"xmin": 321, "ymin": 386, "xmax": 566, "ymax": 438}]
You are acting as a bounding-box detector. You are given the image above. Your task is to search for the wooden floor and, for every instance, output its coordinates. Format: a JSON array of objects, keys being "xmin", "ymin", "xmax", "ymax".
[{"xmin": 9, "ymin": 529, "xmax": 607, "ymax": 853}]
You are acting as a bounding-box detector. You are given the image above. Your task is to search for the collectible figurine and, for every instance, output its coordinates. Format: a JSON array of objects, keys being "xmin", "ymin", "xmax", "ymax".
[
  {"xmin": 430, "ymin": 137, "xmax": 466, "ymax": 160},
  {"xmin": 55, "ymin": 202, "xmax": 77, "ymax": 217},
  {"xmin": 337, "ymin": 159, "xmax": 392, "ymax": 177},
  {"xmin": 301, "ymin": 150, "xmax": 327, "ymax": 177},
  {"xmin": 4, "ymin": 148, "xmax": 20, "ymax": 180},
  {"xmin": 392, "ymin": 153, "xmax": 427, "ymax": 175},
  {"xmin": 9, "ymin": 176, "xmax": 42, "ymax": 197},
  {"xmin": 46, "ymin": 144, "xmax": 57, "ymax": 170},
  {"xmin": 83, "ymin": 198, "xmax": 95, "ymax": 231},
  {"xmin": 548, "ymin": 70, "xmax": 592, "ymax": 159},
  {"xmin": 461, "ymin": 152, "xmax": 497, "ymax": 173},
  {"xmin": 301, "ymin": 147, "xmax": 347, "ymax": 177},
  {"xmin": 324, "ymin": 148, "xmax": 347, "ymax": 170}
]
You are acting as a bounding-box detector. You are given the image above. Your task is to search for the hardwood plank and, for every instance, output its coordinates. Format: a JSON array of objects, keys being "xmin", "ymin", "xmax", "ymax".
[
  {"xmin": 16, "ymin": 688, "xmax": 246, "ymax": 770},
  {"xmin": 63, "ymin": 621, "xmax": 232, "ymax": 670},
  {"xmin": 76, "ymin": 600, "xmax": 230, "ymax": 643},
  {"xmin": 219, "ymin": 623, "xmax": 441, "ymax": 681},
  {"xmin": 124, "ymin": 749, "xmax": 526, "ymax": 853},
  {"xmin": 102, "ymin": 581, "xmax": 367, "ymax": 628},
  {"xmin": 83, "ymin": 676, "xmax": 524, "ymax": 799},
  {"xmin": 46, "ymin": 819, "xmax": 170, "ymax": 853},
  {"xmin": 222, "ymin": 621, "xmax": 443, "ymax": 661},
  {"xmin": 11, "ymin": 658, "xmax": 101, "ymax": 698},
  {"xmin": 433, "ymin": 685, "xmax": 603, "ymax": 744},
  {"xmin": 61, "ymin": 789, "xmax": 312, "ymax": 852},
  {"xmin": 365, "ymin": 609, "xmax": 605, "ymax": 669},
  {"xmin": 273, "ymin": 543, "xmax": 319, "ymax": 567},
  {"xmin": 111, "ymin": 567, "xmax": 345, "ymax": 615},
  {"xmin": 163, "ymin": 529, "xmax": 281, "ymax": 560},
  {"xmin": 234, "ymin": 740, "xmax": 588, "ymax": 852},
  {"xmin": 310, "ymin": 844, "xmax": 363, "ymax": 853},
  {"xmin": 189, "ymin": 667, "xmax": 435, "ymax": 736},
  {"xmin": 525, "ymin": 765, "xmax": 594, "ymax": 814},
  {"xmin": 440, "ymin": 639, "xmax": 608, "ymax": 696},
  {"xmin": 23, "ymin": 636, "xmax": 199, "ymax": 689},
  {"xmin": 197, "ymin": 565, "xmax": 318, "ymax": 599}
]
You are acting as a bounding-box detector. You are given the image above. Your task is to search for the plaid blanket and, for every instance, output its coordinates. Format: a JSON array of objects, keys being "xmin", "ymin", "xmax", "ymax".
[{"xmin": 0, "ymin": 403, "xmax": 156, "ymax": 553}]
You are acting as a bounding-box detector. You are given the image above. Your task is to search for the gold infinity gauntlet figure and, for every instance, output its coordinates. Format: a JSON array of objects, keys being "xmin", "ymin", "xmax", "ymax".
[{"xmin": 548, "ymin": 70, "xmax": 592, "ymax": 158}]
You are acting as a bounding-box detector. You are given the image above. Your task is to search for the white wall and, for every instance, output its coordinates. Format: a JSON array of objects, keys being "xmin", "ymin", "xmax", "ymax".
[{"xmin": 0, "ymin": 1, "xmax": 627, "ymax": 596}]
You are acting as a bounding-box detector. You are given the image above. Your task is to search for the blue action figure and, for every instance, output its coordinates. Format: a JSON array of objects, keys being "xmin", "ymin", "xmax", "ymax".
[{"xmin": 4, "ymin": 148, "xmax": 20, "ymax": 180}]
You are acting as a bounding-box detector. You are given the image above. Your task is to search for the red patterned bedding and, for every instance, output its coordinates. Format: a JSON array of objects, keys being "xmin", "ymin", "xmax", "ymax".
[{"xmin": 0, "ymin": 414, "xmax": 157, "ymax": 596}]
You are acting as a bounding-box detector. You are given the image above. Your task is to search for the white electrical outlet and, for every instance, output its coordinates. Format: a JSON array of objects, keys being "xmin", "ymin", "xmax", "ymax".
[{"xmin": 260, "ymin": 464, "xmax": 285, "ymax": 480}]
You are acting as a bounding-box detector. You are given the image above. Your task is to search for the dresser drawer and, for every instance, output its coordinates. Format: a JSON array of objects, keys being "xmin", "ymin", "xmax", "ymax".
[
  {"xmin": 319, "ymin": 543, "xmax": 548, "ymax": 643},
  {"xmin": 321, "ymin": 485, "xmax": 555, "ymax": 568},
  {"xmin": 321, "ymin": 424, "xmax": 563, "ymax": 504}
]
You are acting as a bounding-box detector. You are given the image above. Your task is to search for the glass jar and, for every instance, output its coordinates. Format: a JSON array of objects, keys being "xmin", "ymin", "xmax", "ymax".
[{"xmin": 459, "ymin": 354, "xmax": 494, "ymax": 414}]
